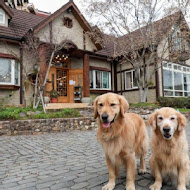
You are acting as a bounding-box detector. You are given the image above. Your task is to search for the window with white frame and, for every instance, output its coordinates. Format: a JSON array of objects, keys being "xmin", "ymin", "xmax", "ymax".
[
  {"xmin": 0, "ymin": 58, "xmax": 20, "ymax": 86},
  {"xmin": 125, "ymin": 70, "xmax": 138, "ymax": 90},
  {"xmin": 163, "ymin": 61, "xmax": 190, "ymax": 97},
  {"xmin": 0, "ymin": 9, "xmax": 5, "ymax": 24},
  {"xmin": 90, "ymin": 70, "xmax": 111, "ymax": 90}
]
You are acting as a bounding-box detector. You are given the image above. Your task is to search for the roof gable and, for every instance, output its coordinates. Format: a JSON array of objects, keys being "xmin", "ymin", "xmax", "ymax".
[{"xmin": 33, "ymin": 1, "xmax": 92, "ymax": 34}]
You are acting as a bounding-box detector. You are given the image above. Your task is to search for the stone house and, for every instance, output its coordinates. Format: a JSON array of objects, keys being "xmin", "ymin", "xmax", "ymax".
[{"xmin": 0, "ymin": 0, "xmax": 190, "ymax": 105}]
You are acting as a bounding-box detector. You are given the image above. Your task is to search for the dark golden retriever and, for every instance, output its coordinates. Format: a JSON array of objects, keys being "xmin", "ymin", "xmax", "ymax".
[
  {"xmin": 94, "ymin": 93, "xmax": 148, "ymax": 190},
  {"xmin": 148, "ymin": 107, "xmax": 190, "ymax": 190}
]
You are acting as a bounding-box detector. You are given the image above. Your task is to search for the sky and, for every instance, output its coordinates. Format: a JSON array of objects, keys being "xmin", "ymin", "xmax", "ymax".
[{"xmin": 29, "ymin": 0, "xmax": 83, "ymax": 13}]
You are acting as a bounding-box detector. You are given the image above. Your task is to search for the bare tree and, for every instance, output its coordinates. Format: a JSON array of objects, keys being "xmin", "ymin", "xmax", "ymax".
[
  {"xmin": 2, "ymin": 31, "xmax": 72, "ymax": 112},
  {"xmin": 85, "ymin": 0, "xmax": 190, "ymax": 102}
]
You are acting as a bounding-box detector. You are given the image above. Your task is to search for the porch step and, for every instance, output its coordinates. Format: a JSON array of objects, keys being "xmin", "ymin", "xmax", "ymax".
[{"xmin": 45, "ymin": 103, "xmax": 92, "ymax": 110}]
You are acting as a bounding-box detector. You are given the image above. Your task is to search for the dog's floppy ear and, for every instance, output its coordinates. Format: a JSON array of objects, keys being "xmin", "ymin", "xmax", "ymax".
[
  {"xmin": 176, "ymin": 112, "xmax": 187, "ymax": 131},
  {"xmin": 148, "ymin": 111, "xmax": 158, "ymax": 130},
  {"xmin": 118, "ymin": 95, "xmax": 129, "ymax": 118},
  {"xmin": 93, "ymin": 96, "xmax": 99, "ymax": 119}
]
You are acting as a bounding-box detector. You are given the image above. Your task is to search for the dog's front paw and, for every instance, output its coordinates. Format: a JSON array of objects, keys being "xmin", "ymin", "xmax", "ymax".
[
  {"xmin": 102, "ymin": 182, "xmax": 115, "ymax": 190},
  {"xmin": 177, "ymin": 185, "xmax": 186, "ymax": 190},
  {"xmin": 138, "ymin": 168, "xmax": 147, "ymax": 175},
  {"xmin": 126, "ymin": 183, "xmax": 135, "ymax": 190},
  {"xmin": 149, "ymin": 182, "xmax": 161, "ymax": 190}
]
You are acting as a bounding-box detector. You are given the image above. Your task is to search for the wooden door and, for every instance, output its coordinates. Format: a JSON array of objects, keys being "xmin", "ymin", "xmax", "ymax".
[
  {"xmin": 69, "ymin": 69, "xmax": 83, "ymax": 103},
  {"xmin": 57, "ymin": 69, "xmax": 69, "ymax": 103}
]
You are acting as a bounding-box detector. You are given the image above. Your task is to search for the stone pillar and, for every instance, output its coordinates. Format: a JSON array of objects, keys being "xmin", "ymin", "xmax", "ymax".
[{"xmin": 83, "ymin": 53, "xmax": 90, "ymax": 97}]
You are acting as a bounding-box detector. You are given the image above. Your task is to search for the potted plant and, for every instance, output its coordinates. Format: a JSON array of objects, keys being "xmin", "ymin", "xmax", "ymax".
[{"xmin": 49, "ymin": 89, "xmax": 59, "ymax": 103}]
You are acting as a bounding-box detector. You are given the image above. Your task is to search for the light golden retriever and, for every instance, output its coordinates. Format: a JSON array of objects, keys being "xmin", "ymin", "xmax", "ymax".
[
  {"xmin": 148, "ymin": 107, "xmax": 190, "ymax": 190},
  {"xmin": 94, "ymin": 93, "xmax": 148, "ymax": 190}
]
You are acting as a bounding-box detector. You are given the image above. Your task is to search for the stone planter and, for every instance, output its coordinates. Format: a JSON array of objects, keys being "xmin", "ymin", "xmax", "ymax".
[{"xmin": 81, "ymin": 97, "xmax": 92, "ymax": 104}]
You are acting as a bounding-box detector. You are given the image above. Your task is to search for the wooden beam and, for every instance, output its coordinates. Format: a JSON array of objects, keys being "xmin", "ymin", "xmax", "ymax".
[
  {"xmin": 83, "ymin": 53, "xmax": 90, "ymax": 97},
  {"xmin": 113, "ymin": 60, "xmax": 117, "ymax": 93},
  {"xmin": 39, "ymin": 44, "xmax": 48, "ymax": 85},
  {"xmin": 20, "ymin": 46, "xmax": 23, "ymax": 104}
]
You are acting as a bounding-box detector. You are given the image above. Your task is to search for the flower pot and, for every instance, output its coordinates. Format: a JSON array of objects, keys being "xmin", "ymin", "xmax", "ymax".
[{"xmin": 51, "ymin": 98, "xmax": 58, "ymax": 103}]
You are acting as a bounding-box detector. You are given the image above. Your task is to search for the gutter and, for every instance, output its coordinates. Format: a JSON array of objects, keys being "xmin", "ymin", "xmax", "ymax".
[{"xmin": 0, "ymin": 35, "xmax": 22, "ymax": 42}]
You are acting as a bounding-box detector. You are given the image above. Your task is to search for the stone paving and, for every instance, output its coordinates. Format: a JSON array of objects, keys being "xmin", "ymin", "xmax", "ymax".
[{"xmin": 0, "ymin": 124, "xmax": 190, "ymax": 190}]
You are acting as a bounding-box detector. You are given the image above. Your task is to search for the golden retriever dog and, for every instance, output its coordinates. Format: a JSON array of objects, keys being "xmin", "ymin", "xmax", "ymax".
[
  {"xmin": 94, "ymin": 93, "xmax": 148, "ymax": 190},
  {"xmin": 148, "ymin": 107, "xmax": 190, "ymax": 190}
]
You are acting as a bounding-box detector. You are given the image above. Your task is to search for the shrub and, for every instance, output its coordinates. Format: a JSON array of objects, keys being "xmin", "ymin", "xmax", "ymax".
[{"xmin": 157, "ymin": 97, "xmax": 190, "ymax": 108}]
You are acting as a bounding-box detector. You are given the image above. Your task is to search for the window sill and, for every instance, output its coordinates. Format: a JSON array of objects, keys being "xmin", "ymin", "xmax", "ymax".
[
  {"xmin": 90, "ymin": 89, "xmax": 112, "ymax": 93},
  {"xmin": 0, "ymin": 85, "xmax": 20, "ymax": 90}
]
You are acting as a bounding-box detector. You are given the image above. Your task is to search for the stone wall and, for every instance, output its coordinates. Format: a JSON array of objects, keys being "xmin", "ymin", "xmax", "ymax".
[
  {"xmin": 0, "ymin": 117, "xmax": 97, "ymax": 136},
  {"xmin": 0, "ymin": 107, "xmax": 189, "ymax": 136}
]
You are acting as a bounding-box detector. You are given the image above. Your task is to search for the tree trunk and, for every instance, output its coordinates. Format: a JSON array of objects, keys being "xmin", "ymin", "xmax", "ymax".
[
  {"xmin": 142, "ymin": 87, "xmax": 148, "ymax": 102},
  {"xmin": 139, "ymin": 86, "xmax": 144, "ymax": 102},
  {"xmin": 138, "ymin": 86, "xmax": 148, "ymax": 103}
]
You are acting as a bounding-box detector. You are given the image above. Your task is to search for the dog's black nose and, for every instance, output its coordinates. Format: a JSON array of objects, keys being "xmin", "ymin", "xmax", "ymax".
[
  {"xmin": 163, "ymin": 127, "xmax": 170, "ymax": 133},
  {"xmin": 102, "ymin": 113, "xmax": 109, "ymax": 122}
]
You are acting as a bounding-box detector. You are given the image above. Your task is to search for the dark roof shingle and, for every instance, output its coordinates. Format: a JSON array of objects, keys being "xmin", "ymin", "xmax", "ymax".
[{"xmin": 0, "ymin": 8, "xmax": 44, "ymax": 40}]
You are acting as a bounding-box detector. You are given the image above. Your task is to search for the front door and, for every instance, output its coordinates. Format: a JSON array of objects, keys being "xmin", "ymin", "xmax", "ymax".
[{"xmin": 57, "ymin": 69, "xmax": 69, "ymax": 103}]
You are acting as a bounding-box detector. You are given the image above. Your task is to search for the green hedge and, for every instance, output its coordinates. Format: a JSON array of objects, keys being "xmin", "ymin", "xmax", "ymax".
[{"xmin": 157, "ymin": 97, "xmax": 190, "ymax": 108}]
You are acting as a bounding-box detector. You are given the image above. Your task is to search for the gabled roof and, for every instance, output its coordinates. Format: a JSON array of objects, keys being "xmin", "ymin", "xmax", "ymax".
[
  {"xmin": 33, "ymin": 0, "xmax": 92, "ymax": 34},
  {"xmin": 97, "ymin": 11, "xmax": 189, "ymax": 57},
  {"xmin": 0, "ymin": 0, "xmax": 14, "ymax": 18}
]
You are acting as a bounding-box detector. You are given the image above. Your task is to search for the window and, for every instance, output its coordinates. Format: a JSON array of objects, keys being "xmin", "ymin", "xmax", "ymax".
[
  {"xmin": 0, "ymin": 58, "xmax": 20, "ymax": 86},
  {"xmin": 63, "ymin": 17, "xmax": 73, "ymax": 28},
  {"xmin": 163, "ymin": 61, "xmax": 190, "ymax": 97},
  {"xmin": 125, "ymin": 70, "xmax": 138, "ymax": 90},
  {"xmin": 171, "ymin": 30, "xmax": 182, "ymax": 51},
  {"xmin": 90, "ymin": 70, "xmax": 111, "ymax": 90},
  {"xmin": 0, "ymin": 9, "xmax": 5, "ymax": 24}
]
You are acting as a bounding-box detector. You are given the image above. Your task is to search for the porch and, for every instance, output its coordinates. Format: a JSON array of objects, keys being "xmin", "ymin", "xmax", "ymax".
[{"xmin": 39, "ymin": 40, "xmax": 90, "ymax": 104}]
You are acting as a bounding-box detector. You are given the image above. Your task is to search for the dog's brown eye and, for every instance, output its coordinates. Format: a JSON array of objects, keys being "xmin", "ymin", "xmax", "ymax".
[
  {"xmin": 111, "ymin": 104, "xmax": 116, "ymax": 107},
  {"xmin": 171, "ymin": 117, "xmax": 175, "ymax": 120},
  {"xmin": 99, "ymin": 103, "xmax": 103, "ymax": 107},
  {"xmin": 158, "ymin": 117, "xmax": 163, "ymax": 120}
]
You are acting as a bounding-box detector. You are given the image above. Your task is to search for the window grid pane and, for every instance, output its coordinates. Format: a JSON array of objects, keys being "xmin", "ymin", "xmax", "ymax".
[
  {"xmin": 89, "ymin": 70, "xmax": 93, "ymax": 88},
  {"xmin": 91, "ymin": 70, "xmax": 110, "ymax": 89},
  {"xmin": 102, "ymin": 72, "xmax": 109, "ymax": 89},
  {"xmin": 125, "ymin": 72, "xmax": 132, "ymax": 89},
  {"xmin": 0, "ymin": 58, "xmax": 12, "ymax": 83},
  {"xmin": 163, "ymin": 62, "xmax": 190, "ymax": 97}
]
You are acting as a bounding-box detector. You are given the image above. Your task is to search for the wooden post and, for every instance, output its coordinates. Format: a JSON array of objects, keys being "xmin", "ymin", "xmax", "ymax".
[
  {"xmin": 83, "ymin": 53, "xmax": 90, "ymax": 97},
  {"xmin": 20, "ymin": 46, "xmax": 23, "ymax": 105},
  {"xmin": 39, "ymin": 44, "xmax": 47, "ymax": 85}
]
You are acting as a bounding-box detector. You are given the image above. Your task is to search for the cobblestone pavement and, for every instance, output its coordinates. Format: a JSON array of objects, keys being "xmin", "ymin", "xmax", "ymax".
[{"xmin": 0, "ymin": 124, "xmax": 190, "ymax": 190}]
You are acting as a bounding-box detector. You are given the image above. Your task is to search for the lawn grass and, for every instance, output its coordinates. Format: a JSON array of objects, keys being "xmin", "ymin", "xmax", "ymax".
[
  {"xmin": 130, "ymin": 102, "xmax": 190, "ymax": 113},
  {"xmin": 177, "ymin": 108, "xmax": 190, "ymax": 113},
  {"xmin": 129, "ymin": 102, "xmax": 158, "ymax": 108},
  {"xmin": 0, "ymin": 106, "xmax": 81, "ymax": 120}
]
